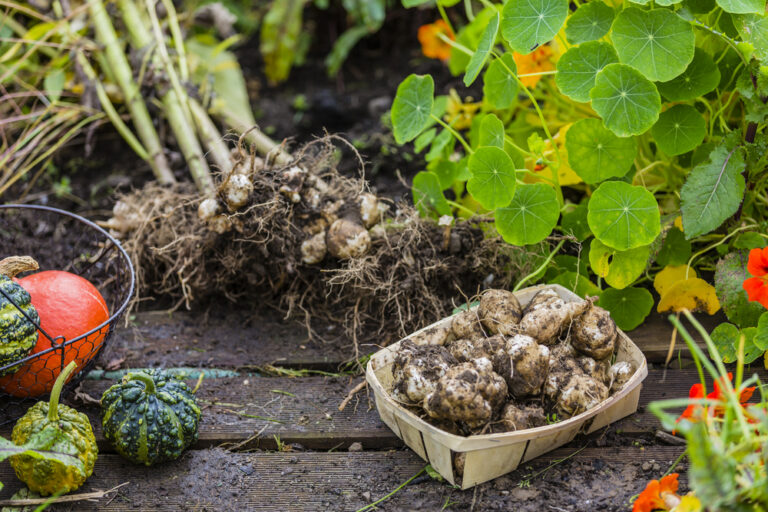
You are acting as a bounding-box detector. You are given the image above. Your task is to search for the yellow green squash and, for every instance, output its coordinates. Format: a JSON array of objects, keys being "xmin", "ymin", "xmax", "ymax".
[
  {"xmin": 0, "ymin": 257, "xmax": 40, "ymax": 375},
  {"xmin": 9, "ymin": 361, "xmax": 97, "ymax": 495}
]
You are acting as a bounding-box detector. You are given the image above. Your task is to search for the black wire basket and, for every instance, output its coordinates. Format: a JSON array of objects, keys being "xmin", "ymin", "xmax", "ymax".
[{"xmin": 0, "ymin": 204, "xmax": 134, "ymax": 425}]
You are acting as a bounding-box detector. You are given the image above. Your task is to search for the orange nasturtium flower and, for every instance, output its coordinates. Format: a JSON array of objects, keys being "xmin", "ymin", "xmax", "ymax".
[
  {"xmin": 513, "ymin": 46, "xmax": 555, "ymax": 88},
  {"xmin": 743, "ymin": 247, "xmax": 768, "ymax": 309},
  {"xmin": 676, "ymin": 373, "xmax": 756, "ymax": 428},
  {"xmin": 418, "ymin": 20, "xmax": 455, "ymax": 61},
  {"xmin": 633, "ymin": 474, "xmax": 680, "ymax": 512}
]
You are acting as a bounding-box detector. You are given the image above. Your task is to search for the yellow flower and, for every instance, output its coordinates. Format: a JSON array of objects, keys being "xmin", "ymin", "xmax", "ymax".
[
  {"xmin": 513, "ymin": 46, "xmax": 555, "ymax": 88},
  {"xmin": 444, "ymin": 90, "xmax": 481, "ymax": 131}
]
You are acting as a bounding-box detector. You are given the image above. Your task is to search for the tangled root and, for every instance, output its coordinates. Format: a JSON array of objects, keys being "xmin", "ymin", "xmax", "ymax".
[{"xmin": 106, "ymin": 138, "xmax": 542, "ymax": 344}]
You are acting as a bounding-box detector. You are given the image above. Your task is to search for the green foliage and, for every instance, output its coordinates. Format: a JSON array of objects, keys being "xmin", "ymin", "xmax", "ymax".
[
  {"xmin": 590, "ymin": 63, "xmax": 661, "ymax": 137},
  {"xmin": 598, "ymin": 287, "xmax": 654, "ymax": 330},
  {"xmin": 564, "ymin": 1, "xmax": 615, "ymax": 44},
  {"xmin": 656, "ymin": 48, "xmax": 721, "ymax": 101},
  {"xmin": 651, "ymin": 104, "xmax": 707, "ymax": 156},
  {"xmin": 589, "ymin": 239, "xmax": 650, "ymax": 289},
  {"xmin": 467, "ymin": 146, "xmax": 517, "ymax": 209},
  {"xmin": 656, "ymin": 227, "xmax": 692, "ymax": 266},
  {"xmin": 715, "ymin": 252, "xmax": 766, "ymax": 328},
  {"xmin": 391, "ymin": 75, "xmax": 435, "ymax": 144},
  {"xmin": 260, "ymin": 0, "xmax": 305, "ymax": 84},
  {"xmin": 464, "ymin": 11, "xmax": 499, "ymax": 86},
  {"xmin": 483, "ymin": 53, "xmax": 518, "ymax": 109},
  {"xmin": 500, "ymin": 0, "xmax": 568, "ymax": 54},
  {"xmin": 495, "ymin": 184, "xmax": 560, "ymax": 245},
  {"xmin": 412, "ymin": 171, "xmax": 451, "ymax": 217},
  {"xmin": 555, "ymin": 41, "xmax": 619, "ymax": 103},
  {"xmin": 587, "ymin": 181, "xmax": 661, "ymax": 251},
  {"xmin": 565, "ymin": 118, "xmax": 636, "ymax": 183}
]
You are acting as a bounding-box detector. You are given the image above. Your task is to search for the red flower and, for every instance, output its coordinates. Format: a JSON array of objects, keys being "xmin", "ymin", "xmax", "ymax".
[
  {"xmin": 743, "ymin": 247, "xmax": 768, "ymax": 309},
  {"xmin": 676, "ymin": 373, "xmax": 755, "ymax": 428},
  {"xmin": 632, "ymin": 474, "xmax": 680, "ymax": 512},
  {"xmin": 418, "ymin": 20, "xmax": 454, "ymax": 61}
]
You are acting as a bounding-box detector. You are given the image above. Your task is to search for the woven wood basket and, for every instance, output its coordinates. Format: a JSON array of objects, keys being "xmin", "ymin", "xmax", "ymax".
[{"xmin": 365, "ymin": 284, "xmax": 648, "ymax": 489}]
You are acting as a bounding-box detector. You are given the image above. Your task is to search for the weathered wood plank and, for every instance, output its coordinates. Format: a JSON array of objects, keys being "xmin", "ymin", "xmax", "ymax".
[{"xmin": 0, "ymin": 447, "xmax": 687, "ymax": 511}]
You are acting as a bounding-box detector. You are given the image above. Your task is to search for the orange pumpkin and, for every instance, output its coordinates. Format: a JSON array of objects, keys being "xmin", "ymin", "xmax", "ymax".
[{"xmin": 0, "ymin": 269, "xmax": 109, "ymax": 397}]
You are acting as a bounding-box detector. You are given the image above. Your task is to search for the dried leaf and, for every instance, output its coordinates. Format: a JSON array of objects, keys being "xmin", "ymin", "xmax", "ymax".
[{"xmin": 657, "ymin": 277, "xmax": 721, "ymax": 314}]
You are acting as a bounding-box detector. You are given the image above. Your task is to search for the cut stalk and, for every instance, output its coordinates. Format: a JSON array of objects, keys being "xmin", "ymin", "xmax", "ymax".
[
  {"xmin": 87, "ymin": 0, "xmax": 175, "ymax": 184},
  {"xmin": 117, "ymin": 0, "xmax": 215, "ymax": 195},
  {"xmin": 189, "ymin": 99, "xmax": 233, "ymax": 174},
  {"xmin": 215, "ymin": 108, "xmax": 293, "ymax": 167}
]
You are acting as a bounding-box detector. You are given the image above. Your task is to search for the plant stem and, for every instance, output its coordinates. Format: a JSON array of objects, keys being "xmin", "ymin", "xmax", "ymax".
[
  {"xmin": 430, "ymin": 114, "xmax": 472, "ymax": 154},
  {"xmin": 124, "ymin": 372, "xmax": 157, "ymax": 394},
  {"xmin": 189, "ymin": 98, "xmax": 234, "ymax": 174},
  {"xmin": 87, "ymin": 0, "xmax": 175, "ymax": 183},
  {"xmin": 514, "ymin": 239, "xmax": 566, "ymax": 292},
  {"xmin": 216, "ymin": 108, "xmax": 293, "ymax": 167},
  {"xmin": 47, "ymin": 361, "xmax": 78, "ymax": 422}
]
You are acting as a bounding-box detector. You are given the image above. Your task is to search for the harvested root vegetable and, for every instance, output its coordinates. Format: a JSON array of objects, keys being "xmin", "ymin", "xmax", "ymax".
[
  {"xmin": 518, "ymin": 291, "xmax": 591, "ymax": 345},
  {"xmin": 406, "ymin": 323, "xmax": 453, "ymax": 346},
  {"xmin": 301, "ymin": 232, "xmax": 327, "ymax": 265},
  {"xmin": 557, "ymin": 374, "xmax": 609, "ymax": 418},
  {"xmin": 500, "ymin": 403, "xmax": 547, "ymax": 432},
  {"xmin": 450, "ymin": 309, "xmax": 485, "ymax": 340},
  {"xmin": 522, "ymin": 289, "xmax": 559, "ymax": 315},
  {"xmin": 454, "ymin": 452, "xmax": 466, "ymax": 478},
  {"xmin": 222, "ymin": 173, "xmax": 253, "ymax": 211},
  {"xmin": 478, "ymin": 289, "xmax": 522, "ymax": 335},
  {"xmin": 359, "ymin": 193, "xmax": 381, "ymax": 228},
  {"xmin": 577, "ymin": 356, "xmax": 609, "ymax": 385},
  {"xmin": 447, "ymin": 335, "xmax": 505, "ymax": 363},
  {"xmin": 571, "ymin": 304, "xmax": 617, "ymax": 360},
  {"xmin": 392, "ymin": 340, "xmax": 456, "ymax": 403},
  {"xmin": 608, "ymin": 362, "xmax": 634, "ymax": 392},
  {"xmin": 493, "ymin": 334, "xmax": 550, "ymax": 397},
  {"xmin": 197, "ymin": 198, "xmax": 220, "ymax": 222},
  {"xmin": 424, "ymin": 358, "xmax": 507, "ymax": 430},
  {"xmin": 544, "ymin": 353, "xmax": 582, "ymax": 401},
  {"xmin": 326, "ymin": 219, "xmax": 371, "ymax": 259},
  {"xmin": 278, "ymin": 166, "xmax": 306, "ymax": 203}
]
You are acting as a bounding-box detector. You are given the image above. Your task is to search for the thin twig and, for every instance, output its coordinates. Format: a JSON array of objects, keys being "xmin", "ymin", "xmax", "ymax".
[
  {"xmin": 0, "ymin": 482, "xmax": 129, "ymax": 506},
  {"xmin": 339, "ymin": 380, "xmax": 367, "ymax": 412}
]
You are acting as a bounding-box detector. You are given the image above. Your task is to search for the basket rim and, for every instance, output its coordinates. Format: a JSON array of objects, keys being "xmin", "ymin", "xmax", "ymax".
[
  {"xmin": 0, "ymin": 203, "xmax": 136, "ymax": 348},
  {"xmin": 365, "ymin": 284, "xmax": 649, "ymax": 448}
]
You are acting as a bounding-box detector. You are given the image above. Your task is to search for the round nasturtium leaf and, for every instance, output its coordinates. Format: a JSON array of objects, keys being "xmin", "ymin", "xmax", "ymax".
[
  {"xmin": 716, "ymin": 0, "xmax": 765, "ymax": 14},
  {"xmin": 391, "ymin": 74, "xmax": 434, "ymax": 144},
  {"xmin": 656, "ymin": 227, "xmax": 692, "ymax": 267},
  {"xmin": 495, "ymin": 183, "xmax": 560, "ymax": 245},
  {"xmin": 560, "ymin": 202, "xmax": 592, "ymax": 241},
  {"xmin": 610, "ymin": 8, "xmax": 695, "ymax": 82},
  {"xmin": 467, "ymin": 147, "xmax": 517, "ymax": 210},
  {"xmin": 565, "ymin": 118, "xmax": 636, "ymax": 183},
  {"xmin": 501, "ymin": 0, "xmax": 568, "ymax": 54},
  {"xmin": 412, "ymin": 171, "xmax": 451, "ymax": 217},
  {"xmin": 597, "ymin": 286, "xmax": 654, "ymax": 331},
  {"xmin": 711, "ymin": 323, "xmax": 740, "ymax": 363},
  {"xmin": 588, "ymin": 180, "xmax": 661, "ymax": 251},
  {"xmin": 464, "ymin": 11, "xmax": 500, "ymax": 87},
  {"xmin": 589, "ymin": 239, "xmax": 650, "ymax": 289},
  {"xmin": 657, "ymin": 49, "xmax": 721, "ymax": 102},
  {"xmin": 478, "ymin": 114, "xmax": 506, "ymax": 149},
  {"xmin": 484, "ymin": 53, "xmax": 518, "ymax": 109},
  {"xmin": 650, "ymin": 105, "xmax": 706, "ymax": 156},
  {"xmin": 565, "ymin": 1, "xmax": 615, "ymax": 44},
  {"xmin": 590, "ymin": 63, "xmax": 661, "ymax": 137},
  {"xmin": 555, "ymin": 41, "xmax": 619, "ymax": 103}
]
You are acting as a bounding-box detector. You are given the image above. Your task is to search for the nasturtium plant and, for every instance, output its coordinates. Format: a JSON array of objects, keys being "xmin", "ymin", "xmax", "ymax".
[{"xmin": 393, "ymin": 0, "xmax": 768, "ymax": 339}]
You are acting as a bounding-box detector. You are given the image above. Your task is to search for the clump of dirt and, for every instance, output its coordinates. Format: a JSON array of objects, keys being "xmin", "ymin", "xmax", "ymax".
[{"xmin": 105, "ymin": 138, "xmax": 538, "ymax": 345}]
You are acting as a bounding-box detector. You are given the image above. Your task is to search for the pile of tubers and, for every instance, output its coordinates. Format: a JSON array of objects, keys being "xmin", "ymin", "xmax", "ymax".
[{"xmin": 391, "ymin": 288, "xmax": 635, "ymax": 437}]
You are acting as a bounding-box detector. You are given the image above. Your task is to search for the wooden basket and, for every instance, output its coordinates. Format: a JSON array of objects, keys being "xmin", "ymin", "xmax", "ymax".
[{"xmin": 365, "ymin": 284, "xmax": 648, "ymax": 489}]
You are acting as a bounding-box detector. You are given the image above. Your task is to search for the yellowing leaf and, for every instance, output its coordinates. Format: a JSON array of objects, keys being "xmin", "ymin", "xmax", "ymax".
[
  {"xmin": 657, "ymin": 277, "xmax": 721, "ymax": 314},
  {"xmin": 654, "ymin": 265, "xmax": 697, "ymax": 298},
  {"xmin": 673, "ymin": 494, "xmax": 702, "ymax": 512},
  {"xmin": 674, "ymin": 216, "xmax": 684, "ymax": 231}
]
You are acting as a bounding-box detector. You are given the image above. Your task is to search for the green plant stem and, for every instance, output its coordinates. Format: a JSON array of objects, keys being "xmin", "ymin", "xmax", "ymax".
[
  {"xmin": 430, "ymin": 114, "xmax": 472, "ymax": 153},
  {"xmin": 436, "ymin": 2, "xmax": 455, "ymax": 34},
  {"xmin": 446, "ymin": 199, "xmax": 476, "ymax": 217},
  {"xmin": 356, "ymin": 467, "xmax": 426, "ymax": 512},
  {"xmin": 216, "ymin": 108, "xmax": 293, "ymax": 167},
  {"xmin": 87, "ymin": 0, "xmax": 175, "ymax": 184},
  {"xmin": 514, "ymin": 239, "xmax": 566, "ymax": 292},
  {"xmin": 685, "ymin": 224, "xmax": 758, "ymax": 277},
  {"xmin": 159, "ymin": 0, "xmax": 188, "ymax": 81},
  {"xmin": 124, "ymin": 372, "xmax": 157, "ymax": 394},
  {"xmin": 47, "ymin": 361, "xmax": 78, "ymax": 422},
  {"xmin": 504, "ymin": 135, "xmax": 534, "ymax": 156},
  {"xmin": 189, "ymin": 98, "xmax": 234, "ymax": 174}
]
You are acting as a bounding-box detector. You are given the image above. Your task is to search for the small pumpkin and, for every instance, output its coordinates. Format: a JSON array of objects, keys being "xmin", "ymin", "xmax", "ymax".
[
  {"xmin": 0, "ymin": 257, "xmax": 40, "ymax": 375},
  {"xmin": 9, "ymin": 361, "xmax": 98, "ymax": 496},
  {"xmin": 101, "ymin": 369, "xmax": 201, "ymax": 465},
  {"xmin": 0, "ymin": 263, "xmax": 110, "ymax": 397}
]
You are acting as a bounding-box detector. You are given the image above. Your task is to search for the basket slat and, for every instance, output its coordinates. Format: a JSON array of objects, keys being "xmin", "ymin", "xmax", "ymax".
[{"xmin": 365, "ymin": 284, "xmax": 649, "ymax": 488}]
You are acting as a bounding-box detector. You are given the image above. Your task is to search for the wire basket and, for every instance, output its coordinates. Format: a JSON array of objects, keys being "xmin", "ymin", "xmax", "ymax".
[{"xmin": 0, "ymin": 204, "xmax": 134, "ymax": 424}]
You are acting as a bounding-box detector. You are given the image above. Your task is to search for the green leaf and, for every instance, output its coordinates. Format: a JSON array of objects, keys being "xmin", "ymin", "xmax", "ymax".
[
  {"xmin": 414, "ymin": 128, "xmax": 437, "ymax": 153},
  {"xmin": 391, "ymin": 74, "xmax": 435, "ymax": 144},
  {"xmin": 598, "ymin": 286, "xmax": 654, "ymax": 331},
  {"xmin": 464, "ymin": 11, "xmax": 500, "ymax": 86},
  {"xmin": 426, "ymin": 128, "xmax": 454, "ymax": 162},
  {"xmin": 555, "ymin": 41, "xmax": 619, "ymax": 103},
  {"xmin": 717, "ymin": 0, "xmax": 765, "ymax": 14},
  {"xmin": 734, "ymin": 14, "xmax": 768, "ymax": 61},
  {"xmin": 657, "ymin": 227, "xmax": 692, "ymax": 266},
  {"xmin": 402, "ymin": 0, "xmax": 431, "ymax": 6},
  {"xmin": 550, "ymin": 271, "xmax": 602, "ymax": 298},
  {"xmin": 495, "ymin": 183, "xmax": 560, "ymax": 245},
  {"xmin": 325, "ymin": 25, "xmax": 372, "ymax": 76},
  {"xmin": 740, "ymin": 327, "xmax": 764, "ymax": 363},
  {"xmin": 588, "ymin": 181, "xmax": 661, "ymax": 251},
  {"xmin": 483, "ymin": 53, "xmax": 518, "ymax": 109},
  {"xmin": 656, "ymin": 49, "xmax": 721, "ymax": 102},
  {"xmin": 590, "ymin": 63, "xmax": 661, "ymax": 137},
  {"xmin": 565, "ymin": 1, "xmax": 615, "ymax": 44},
  {"xmin": 43, "ymin": 68, "xmax": 65, "ymax": 103},
  {"xmin": 755, "ymin": 312, "xmax": 768, "ymax": 350},
  {"xmin": 714, "ymin": 251, "xmax": 766, "ymax": 327},
  {"xmin": 501, "ymin": 0, "xmax": 568, "ymax": 54},
  {"xmin": 478, "ymin": 114, "xmax": 506, "ymax": 149},
  {"xmin": 651, "ymin": 105, "xmax": 707, "ymax": 156},
  {"xmin": 733, "ymin": 232, "xmax": 767, "ymax": 250},
  {"xmin": 467, "ymin": 146, "xmax": 517, "ymax": 210},
  {"xmin": 565, "ymin": 118, "xmax": 636, "ymax": 183},
  {"xmin": 412, "ymin": 171, "xmax": 451, "ymax": 217},
  {"xmin": 711, "ymin": 322, "xmax": 740, "ymax": 362},
  {"xmin": 427, "ymin": 159, "xmax": 463, "ymax": 189},
  {"xmin": 655, "ymin": 0, "xmax": 684, "ymax": 5},
  {"xmin": 560, "ymin": 202, "xmax": 592, "ymax": 241},
  {"xmin": 589, "ymin": 239, "xmax": 650, "ymax": 289},
  {"xmin": 259, "ymin": 0, "xmax": 305, "ymax": 83},
  {"xmin": 680, "ymin": 145, "xmax": 746, "ymax": 239},
  {"xmin": 611, "ymin": 7, "xmax": 695, "ymax": 82},
  {"xmin": 685, "ymin": 0, "xmax": 717, "ymax": 13}
]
